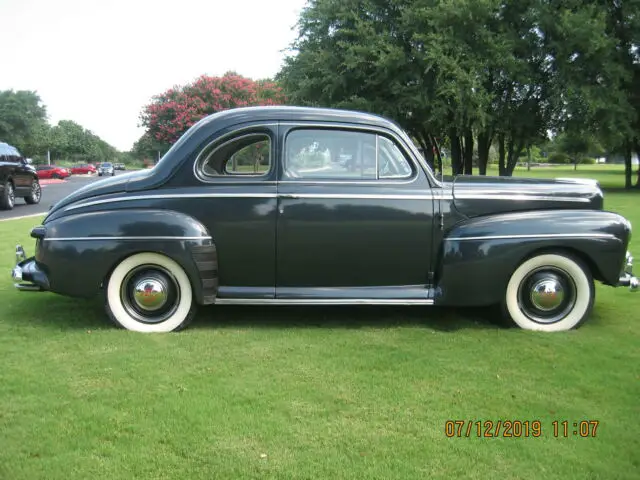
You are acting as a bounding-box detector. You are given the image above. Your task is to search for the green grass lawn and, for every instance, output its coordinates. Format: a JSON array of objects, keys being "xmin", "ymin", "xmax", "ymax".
[{"xmin": 0, "ymin": 165, "xmax": 639, "ymax": 479}]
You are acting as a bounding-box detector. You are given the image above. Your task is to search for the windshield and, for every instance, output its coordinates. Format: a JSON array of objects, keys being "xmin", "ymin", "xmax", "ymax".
[{"xmin": 102, "ymin": 162, "xmax": 113, "ymax": 167}]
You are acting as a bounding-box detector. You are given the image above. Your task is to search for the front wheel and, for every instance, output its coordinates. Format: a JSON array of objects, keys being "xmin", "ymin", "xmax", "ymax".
[
  {"xmin": 502, "ymin": 252, "xmax": 594, "ymax": 332},
  {"xmin": 0, "ymin": 181, "xmax": 15, "ymax": 210},
  {"xmin": 105, "ymin": 252, "xmax": 197, "ymax": 332}
]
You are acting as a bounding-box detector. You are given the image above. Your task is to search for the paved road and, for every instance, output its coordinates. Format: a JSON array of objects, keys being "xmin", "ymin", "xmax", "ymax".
[{"xmin": 0, "ymin": 172, "xmax": 128, "ymax": 221}]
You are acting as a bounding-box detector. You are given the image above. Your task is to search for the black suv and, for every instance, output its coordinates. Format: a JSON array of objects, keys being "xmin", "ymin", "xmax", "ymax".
[{"xmin": 0, "ymin": 142, "xmax": 42, "ymax": 210}]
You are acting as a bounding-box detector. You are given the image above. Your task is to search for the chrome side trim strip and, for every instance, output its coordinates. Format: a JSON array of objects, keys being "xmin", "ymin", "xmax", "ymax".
[
  {"xmin": 445, "ymin": 233, "xmax": 616, "ymax": 241},
  {"xmin": 64, "ymin": 193, "xmax": 278, "ymax": 211},
  {"xmin": 280, "ymin": 193, "xmax": 434, "ymax": 200},
  {"xmin": 454, "ymin": 194, "xmax": 592, "ymax": 203},
  {"xmin": 64, "ymin": 191, "xmax": 593, "ymax": 211},
  {"xmin": 214, "ymin": 298, "xmax": 434, "ymax": 305},
  {"xmin": 44, "ymin": 236, "xmax": 212, "ymax": 242}
]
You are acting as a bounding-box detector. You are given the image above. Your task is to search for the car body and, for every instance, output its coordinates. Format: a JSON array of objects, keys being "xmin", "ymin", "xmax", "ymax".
[
  {"xmin": 10, "ymin": 106, "xmax": 638, "ymax": 332},
  {"xmin": 114, "ymin": 163, "xmax": 126, "ymax": 170},
  {"xmin": 36, "ymin": 165, "xmax": 71, "ymax": 180},
  {"xmin": 98, "ymin": 162, "xmax": 115, "ymax": 176},
  {"xmin": 70, "ymin": 163, "xmax": 97, "ymax": 175},
  {"xmin": 0, "ymin": 142, "xmax": 42, "ymax": 210}
]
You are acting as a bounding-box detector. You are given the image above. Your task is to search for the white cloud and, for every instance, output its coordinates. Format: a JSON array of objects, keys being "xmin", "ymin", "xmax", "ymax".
[{"xmin": 0, "ymin": 0, "xmax": 306, "ymax": 150}]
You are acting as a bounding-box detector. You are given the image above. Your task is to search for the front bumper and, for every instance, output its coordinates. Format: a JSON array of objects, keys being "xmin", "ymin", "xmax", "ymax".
[
  {"xmin": 11, "ymin": 245, "xmax": 49, "ymax": 292},
  {"xmin": 618, "ymin": 251, "xmax": 639, "ymax": 291}
]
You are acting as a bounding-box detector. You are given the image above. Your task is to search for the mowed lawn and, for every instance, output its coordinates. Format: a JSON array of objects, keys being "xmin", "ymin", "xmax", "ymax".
[{"xmin": 0, "ymin": 165, "xmax": 639, "ymax": 479}]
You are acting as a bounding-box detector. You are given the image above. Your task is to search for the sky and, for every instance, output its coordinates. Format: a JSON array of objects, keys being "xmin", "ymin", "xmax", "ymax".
[{"xmin": 0, "ymin": 0, "xmax": 307, "ymax": 151}]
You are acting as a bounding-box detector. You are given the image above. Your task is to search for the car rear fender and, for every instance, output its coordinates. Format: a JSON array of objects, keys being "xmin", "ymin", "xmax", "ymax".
[{"xmin": 434, "ymin": 209, "xmax": 632, "ymax": 306}]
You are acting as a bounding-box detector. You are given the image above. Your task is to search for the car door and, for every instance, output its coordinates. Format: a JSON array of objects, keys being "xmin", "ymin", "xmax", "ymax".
[
  {"xmin": 190, "ymin": 122, "xmax": 279, "ymax": 299},
  {"xmin": 275, "ymin": 123, "xmax": 435, "ymax": 299},
  {"xmin": 14, "ymin": 159, "xmax": 33, "ymax": 193}
]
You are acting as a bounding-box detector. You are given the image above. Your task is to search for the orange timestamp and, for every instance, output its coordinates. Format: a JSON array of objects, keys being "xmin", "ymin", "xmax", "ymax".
[{"xmin": 444, "ymin": 419, "xmax": 600, "ymax": 438}]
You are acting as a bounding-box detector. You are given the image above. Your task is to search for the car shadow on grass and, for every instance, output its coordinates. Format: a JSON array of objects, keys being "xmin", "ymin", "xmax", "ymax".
[
  {"xmin": 192, "ymin": 304, "xmax": 507, "ymax": 332},
  {"xmin": 3, "ymin": 293, "xmax": 507, "ymax": 332}
]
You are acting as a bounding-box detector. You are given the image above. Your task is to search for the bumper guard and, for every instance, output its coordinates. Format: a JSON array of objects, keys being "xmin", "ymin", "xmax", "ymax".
[
  {"xmin": 618, "ymin": 251, "xmax": 639, "ymax": 292},
  {"xmin": 11, "ymin": 244, "xmax": 49, "ymax": 292}
]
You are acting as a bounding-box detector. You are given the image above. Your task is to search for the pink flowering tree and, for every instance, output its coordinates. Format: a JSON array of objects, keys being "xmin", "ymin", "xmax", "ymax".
[{"xmin": 140, "ymin": 72, "xmax": 287, "ymax": 146}]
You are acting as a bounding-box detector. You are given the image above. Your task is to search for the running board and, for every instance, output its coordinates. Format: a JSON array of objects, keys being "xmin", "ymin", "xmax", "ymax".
[{"xmin": 214, "ymin": 298, "xmax": 434, "ymax": 306}]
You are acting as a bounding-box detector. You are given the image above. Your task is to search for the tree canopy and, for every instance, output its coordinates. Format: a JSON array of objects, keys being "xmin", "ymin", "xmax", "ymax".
[
  {"xmin": 277, "ymin": 0, "xmax": 640, "ymax": 183},
  {"xmin": 139, "ymin": 72, "xmax": 286, "ymax": 149}
]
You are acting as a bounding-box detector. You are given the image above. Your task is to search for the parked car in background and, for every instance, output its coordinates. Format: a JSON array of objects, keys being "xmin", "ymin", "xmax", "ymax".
[
  {"xmin": 98, "ymin": 162, "xmax": 115, "ymax": 176},
  {"xmin": 114, "ymin": 163, "xmax": 126, "ymax": 170},
  {"xmin": 9, "ymin": 106, "xmax": 638, "ymax": 332},
  {"xmin": 70, "ymin": 163, "xmax": 97, "ymax": 175},
  {"xmin": 0, "ymin": 141, "xmax": 42, "ymax": 210},
  {"xmin": 36, "ymin": 165, "xmax": 71, "ymax": 180}
]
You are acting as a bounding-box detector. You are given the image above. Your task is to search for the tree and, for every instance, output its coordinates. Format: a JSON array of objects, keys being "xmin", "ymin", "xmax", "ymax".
[
  {"xmin": 0, "ymin": 89, "xmax": 48, "ymax": 155},
  {"xmin": 277, "ymin": 0, "xmax": 634, "ymax": 178},
  {"xmin": 139, "ymin": 72, "xmax": 287, "ymax": 148}
]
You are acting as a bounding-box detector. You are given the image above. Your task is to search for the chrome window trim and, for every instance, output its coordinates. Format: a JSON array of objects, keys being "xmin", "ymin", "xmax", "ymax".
[
  {"xmin": 193, "ymin": 123, "xmax": 278, "ymax": 184},
  {"xmin": 215, "ymin": 298, "xmax": 434, "ymax": 306},
  {"xmin": 44, "ymin": 236, "xmax": 212, "ymax": 242},
  {"xmin": 445, "ymin": 233, "xmax": 616, "ymax": 242},
  {"xmin": 279, "ymin": 122, "xmax": 421, "ymax": 186}
]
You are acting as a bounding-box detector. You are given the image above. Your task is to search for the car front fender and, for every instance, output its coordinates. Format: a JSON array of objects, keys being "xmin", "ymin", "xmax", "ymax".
[
  {"xmin": 34, "ymin": 209, "xmax": 217, "ymax": 304},
  {"xmin": 434, "ymin": 209, "xmax": 632, "ymax": 306}
]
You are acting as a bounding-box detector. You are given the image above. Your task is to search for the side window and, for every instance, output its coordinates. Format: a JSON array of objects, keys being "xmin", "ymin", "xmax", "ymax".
[
  {"xmin": 285, "ymin": 129, "xmax": 377, "ymax": 180},
  {"xmin": 201, "ymin": 133, "xmax": 271, "ymax": 177},
  {"xmin": 378, "ymin": 136, "xmax": 413, "ymax": 179}
]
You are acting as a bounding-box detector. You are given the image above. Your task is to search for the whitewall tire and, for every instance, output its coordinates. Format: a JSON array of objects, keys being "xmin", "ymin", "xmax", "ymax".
[
  {"xmin": 502, "ymin": 252, "xmax": 594, "ymax": 332},
  {"xmin": 106, "ymin": 252, "xmax": 197, "ymax": 332}
]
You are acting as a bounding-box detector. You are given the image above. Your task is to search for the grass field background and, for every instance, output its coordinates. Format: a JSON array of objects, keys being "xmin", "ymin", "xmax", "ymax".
[{"xmin": 0, "ymin": 164, "xmax": 638, "ymax": 479}]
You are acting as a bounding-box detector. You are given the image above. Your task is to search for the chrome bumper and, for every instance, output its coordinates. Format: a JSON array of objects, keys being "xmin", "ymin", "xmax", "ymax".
[
  {"xmin": 11, "ymin": 244, "xmax": 49, "ymax": 292},
  {"xmin": 618, "ymin": 251, "xmax": 639, "ymax": 292}
]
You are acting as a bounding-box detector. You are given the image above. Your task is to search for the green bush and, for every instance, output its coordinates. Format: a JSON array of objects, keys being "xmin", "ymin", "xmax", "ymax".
[
  {"xmin": 580, "ymin": 157, "xmax": 597, "ymax": 165},
  {"xmin": 548, "ymin": 152, "xmax": 571, "ymax": 164}
]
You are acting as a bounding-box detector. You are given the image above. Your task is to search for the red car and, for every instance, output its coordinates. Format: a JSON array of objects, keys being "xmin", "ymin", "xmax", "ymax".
[
  {"xmin": 36, "ymin": 165, "xmax": 71, "ymax": 179},
  {"xmin": 70, "ymin": 163, "xmax": 97, "ymax": 175}
]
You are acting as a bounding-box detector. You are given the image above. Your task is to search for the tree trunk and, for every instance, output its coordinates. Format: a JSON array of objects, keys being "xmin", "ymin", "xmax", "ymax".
[
  {"xmin": 450, "ymin": 130, "xmax": 462, "ymax": 175},
  {"xmin": 527, "ymin": 145, "xmax": 531, "ymax": 172},
  {"xmin": 498, "ymin": 134, "xmax": 506, "ymax": 176},
  {"xmin": 634, "ymin": 138, "xmax": 640, "ymax": 188},
  {"xmin": 462, "ymin": 128, "xmax": 473, "ymax": 175},
  {"xmin": 505, "ymin": 138, "xmax": 524, "ymax": 177},
  {"xmin": 477, "ymin": 130, "xmax": 492, "ymax": 176},
  {"xmin": 624, "ymin": 141, "xmax": 633, "ymax": 189}
]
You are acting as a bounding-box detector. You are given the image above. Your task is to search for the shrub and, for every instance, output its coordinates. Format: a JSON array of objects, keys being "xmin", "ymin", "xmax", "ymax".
[{"xmin": 548, "ymin": 152, "xmax": 571, "ymax": 164}]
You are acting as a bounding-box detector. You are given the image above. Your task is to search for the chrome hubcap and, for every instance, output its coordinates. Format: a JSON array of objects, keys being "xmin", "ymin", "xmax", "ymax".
[
  {"xmin": 518, "ymin": 268, "xmax": 576, "ymax": 324},
  {"xmin": 133, "ymin": 278, "xmax": 168, "ymax": 311},
  {"xmin": 8, "ymin": 184, "xmax": 14, "ymax": 206},
  {"xmin": 120, "ymin": 264, "xmax": 180, "ymax": 324},
  {"xmin": 530, "ymin": 278, "xmax": 564, "ymax": 311},
  {"xmin": 32, "ymin": 182, "xmax": 40, "ymax": 200}
]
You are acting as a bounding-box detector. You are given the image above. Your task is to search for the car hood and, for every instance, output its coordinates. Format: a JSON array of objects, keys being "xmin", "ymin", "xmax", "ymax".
[
  {"xmin": 451, "ymin": 175, "xmax": 604, "ymax": 217},
  {"xmin": 44, "ymin": 168, "xmax": 155, "ymax": 220}
]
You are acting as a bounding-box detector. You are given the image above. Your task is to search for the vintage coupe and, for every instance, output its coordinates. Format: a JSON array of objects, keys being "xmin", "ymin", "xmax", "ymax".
[{"xmin": 10, "ymin": 106, "xmax": 638, "ymax": 332}]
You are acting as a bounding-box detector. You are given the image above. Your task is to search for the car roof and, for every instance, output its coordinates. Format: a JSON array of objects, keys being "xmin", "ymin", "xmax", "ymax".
[
  {"xmin": 0, "ymin": 141, "xmax": 21, "ymax": 156},
  {"xmin": 192, "ymin": 106, "xmax": 400, "ymax": 131}
]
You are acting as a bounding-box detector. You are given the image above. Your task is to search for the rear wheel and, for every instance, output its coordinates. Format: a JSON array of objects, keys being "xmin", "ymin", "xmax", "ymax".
[
  {"xmin": 105, "ymin": 252, "xmax": 196, "ymax": 332},
  {"xmin": 502, "ymin": 252, "xmax": 594, "ymax": 332},
  {"xmin": 0, "ymin": 181, "xmax": 15, "ymax": 210},
  {"xmin": 24, "ymin": 179, "xmax": 41, "ymax": 205}
]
